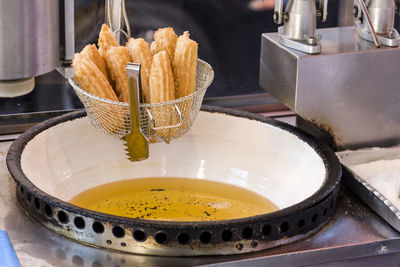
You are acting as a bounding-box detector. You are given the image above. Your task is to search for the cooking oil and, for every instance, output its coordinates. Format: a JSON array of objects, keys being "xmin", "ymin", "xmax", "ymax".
[{"xmin": 69, "ymin": 177, "xmax": 278, "ymax": 221}]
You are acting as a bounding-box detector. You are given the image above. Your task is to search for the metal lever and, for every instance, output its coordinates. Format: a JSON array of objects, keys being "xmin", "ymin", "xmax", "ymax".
[
  {"xmin": 354, "ymin": 0, "xmax": 399, "ymax": 47},
  {"xmin": 357, "ymin": 0, "xmax": 381, "ymax": 47},
  {"xmin": 105, "ymin": 0, "xmax": 131, "ymax": 43}
]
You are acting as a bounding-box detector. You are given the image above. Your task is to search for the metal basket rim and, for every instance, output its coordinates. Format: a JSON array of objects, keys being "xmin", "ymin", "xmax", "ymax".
[{"xmin": 69, "ymin": 58, "xmax": 214, "ymax": 108}]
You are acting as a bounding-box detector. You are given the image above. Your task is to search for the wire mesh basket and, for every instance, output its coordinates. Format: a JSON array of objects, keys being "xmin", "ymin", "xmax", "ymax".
[{"xmin": 69, "ymin": 59, "xmax": 214, "ymax": 143}]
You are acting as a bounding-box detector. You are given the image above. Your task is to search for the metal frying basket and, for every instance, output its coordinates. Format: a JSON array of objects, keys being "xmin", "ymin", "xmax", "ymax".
[{"xmin": 69, "ymin": 59, "xmax": 214, "ymax": 143}]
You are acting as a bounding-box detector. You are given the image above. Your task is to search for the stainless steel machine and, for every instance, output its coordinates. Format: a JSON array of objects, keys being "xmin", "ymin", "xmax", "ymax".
[
  {"xmin": 0, "ymin": 0, "xmax": 74, "ymax": 97},
  {"xmin": 260, "ymin": 0, "xmax": 400, "ymax": 150}
]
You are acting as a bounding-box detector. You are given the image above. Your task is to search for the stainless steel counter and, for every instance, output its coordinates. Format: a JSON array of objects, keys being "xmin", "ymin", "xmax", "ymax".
[{"xmin": 1, "ymin": 141, "xmax": 400, "ymax": 266}]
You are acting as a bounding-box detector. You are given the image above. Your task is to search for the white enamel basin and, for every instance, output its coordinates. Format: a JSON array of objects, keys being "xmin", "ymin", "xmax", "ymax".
[{"xmin": 20, "ymin": 110, "xmax": 326, "ymax": 210}]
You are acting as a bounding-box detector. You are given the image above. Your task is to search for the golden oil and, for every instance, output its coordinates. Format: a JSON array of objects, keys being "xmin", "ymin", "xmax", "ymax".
[{"xmin": 69, "ymin": 177, "xmax": 278, "ymax": 221}]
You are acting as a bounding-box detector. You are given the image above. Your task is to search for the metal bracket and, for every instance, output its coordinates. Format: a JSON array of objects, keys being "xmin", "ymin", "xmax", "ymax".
[
  {"xmin": 278, "ymin": 27, "xmax": 321, "ymax": 54},
  {"xmin": 354, "ymin": 0, "xmax": 400, "ymax": 47},
  {"xmin": 355, "ymin": 20, "xmax": 400, "ymax": 47}
]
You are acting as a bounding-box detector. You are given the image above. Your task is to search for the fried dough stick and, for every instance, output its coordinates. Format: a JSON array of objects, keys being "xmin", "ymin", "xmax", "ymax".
[
  {"xmin": 149, "ymin": 50, "xmax": 175, "ymax": 103},
  {"xmin": 104, "ymin": 46, "xmax": 131, "ymax": 102},
  {"xmin": 150, "ymin": 27, "xmax": 177, "ymax": 63},
  {"xmin": 72, "ymin": 53, "xmax": 118, "ymax": 101},
  {"xmin": 98, "ymin": 24, "xmax": 119, "ymax": 57},
  {"xmin": 81, "ymin": 44, "xmax": 111, "ymax": 83},
  {"xmin": 126, "ymin": 38, "xmax": 152, "ymax": 103},
  {"xmin": 173, "ymin": 31, "xmax": 198, "ymax": 99}
]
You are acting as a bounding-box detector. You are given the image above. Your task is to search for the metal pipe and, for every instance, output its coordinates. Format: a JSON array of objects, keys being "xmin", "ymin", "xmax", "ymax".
[{"xmin": 358, "ymin": 0, "xmax": 381, "ymax": 47}]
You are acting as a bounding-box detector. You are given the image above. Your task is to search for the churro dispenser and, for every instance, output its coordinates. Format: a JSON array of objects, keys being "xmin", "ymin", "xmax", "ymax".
[
  {"xmin": 0, "ymin": 0, "xmax": 74, "ymax": 97},
  {"xmin": 260, "ymin": 0, "xmax": 400, "ymax": 150}
]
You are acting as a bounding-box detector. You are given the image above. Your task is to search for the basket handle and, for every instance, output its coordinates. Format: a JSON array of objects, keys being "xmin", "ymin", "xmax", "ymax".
[
  {"xmin": 145, "ymin": 104, "xmax": 183, "ymax": 131},
  {"xmin": 105, "ymin": 0, "xmax": 131, "ymax": 43}
]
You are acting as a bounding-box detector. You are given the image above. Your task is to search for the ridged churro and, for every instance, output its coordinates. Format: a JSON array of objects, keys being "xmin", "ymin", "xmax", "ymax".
[
  {"xmin": 126, "ymin": 38, "xmax": 152, "ymax": 103},
  {"xmin": 72, "ymin": 53, "xmax": 118, "ymax": 101},
  {"xmin": 81, "ymin": 44, "xmax": 110, "ymax": 83},
  {"xmin": 104, "ymin": 46, "xmax": 131, "ymax": 102},
  {"xmin": 150, "ymin": 27, "xmax": 177, "ymax": 63},
  {"xmin": 98, "ymin": 24, "xmax": 119, "ymax": 57},
  {"xmin": 173, "ymin": 31, "xmax": 198, "ymax": 99},
  {"xmin": 149, "ymin": 51, "xmax": 175, "ymax": 103}
]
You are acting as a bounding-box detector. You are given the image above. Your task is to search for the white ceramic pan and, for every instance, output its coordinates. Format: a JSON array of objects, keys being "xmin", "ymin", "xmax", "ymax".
[{"xmin": 7, "ymin": 106, "xmax": 341, "ymax": 256}]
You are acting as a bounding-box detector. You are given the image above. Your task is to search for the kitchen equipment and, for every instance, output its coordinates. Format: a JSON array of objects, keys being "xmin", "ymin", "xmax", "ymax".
[
  {"xmin": 337, "ymin": 147, "xmax": 400, "ymax": 232},
  {"xmin": 6, "ymin": 106, "xmax": 341, "ymax": 256},
  {"xmin": 273, "ymin": 0, "xmax": 328, "ymax": 54},
  {"xmin": 354, "ymin": 0, "xmax": 400, "ymax": 47},
  {"xmin": 260, "ymin": 0, "xmax": 400, "ymax": 150},
  {"xmin": 0, "ymin": 0, "xmax": 74, "ymax": 97},
  {"xmin": 69, "ymin": 59, "xmax": 213, "ymax": 143},
  {"xmin": 123, "ymin": 63, "xmax": 149, "ymax": 161}
]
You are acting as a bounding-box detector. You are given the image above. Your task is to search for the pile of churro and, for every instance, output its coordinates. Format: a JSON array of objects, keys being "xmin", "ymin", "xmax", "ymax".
[{"xmin": 73, "ymin": 25, "xmax": 198, "ymax": 104}]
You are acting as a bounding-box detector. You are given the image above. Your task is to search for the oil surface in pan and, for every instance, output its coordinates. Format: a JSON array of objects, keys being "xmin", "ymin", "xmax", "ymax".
[{"xmin": 69, "ymin": 177, "xmax": 278, "ymax": 221}]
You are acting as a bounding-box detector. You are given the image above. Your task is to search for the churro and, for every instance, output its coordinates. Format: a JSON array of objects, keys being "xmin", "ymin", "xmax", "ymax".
[
  {"xmin": 73, "ymin": 25, "xmax": 206, "ymax": 141},
  {"xmin": 81, "ymin": 44, "xmax": 110, "ymax": 83},
  {"xmin": 173, "ymin": 31, "xmax": 198, "ymax": 99},
  {"xmin": 149, "ymin": 51, "xmax": 175, "ymax": 103},
  {"xmin": 104, "ymin": 46, "xmax": 131, "ymax": 102},
  {"xmin": 72, "ymin": 53, "xmax": 118, "ymax": 101},
  {"xmin": 150, "ymin": 27, "xmax": 177, "ymax": 63},
  {"xmin": 98, "ymin": 24, "xmax": 119, "ymax": 57},
  {"xmin": 126, "ymin": 38, "xmax": 152, "ymax": 103}
]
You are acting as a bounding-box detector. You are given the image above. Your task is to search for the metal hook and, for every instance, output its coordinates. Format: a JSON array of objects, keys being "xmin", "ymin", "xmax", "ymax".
[{"xmin": 105, "ymin": 0, "xmax": 131, "ymax": 44}]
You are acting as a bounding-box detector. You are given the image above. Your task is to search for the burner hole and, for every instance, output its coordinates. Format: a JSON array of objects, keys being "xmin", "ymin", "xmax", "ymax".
[
  {"xmin": 112, "ymin": 226, "xmax": 125, "ymax": 238},
  {"xmin": 312, "ymin": 213, "xmax": 319, "ymax": 223},
  {"xmin": 177, "ymin": 233, "xmax": 190, "ymax": 245},
  {"xmin": 57, "ymin": 211, "xmax": 69, "ymax": 224},
  {"xmin": 19, "ymin": 186, "xmax": 24, "ymax": 194},
  {"xmin": 133, "ymin": 230, "xmax": 146, "ymax": 242},
  {"xmin": 72, "ymin": 255, "xmax": 84, "ymax": 266},
  {"xmin": 155, "ymin": 232, "xmax": 167, "ymax": 244},
  {"xmin": 323, "ymin": 208, "xmax": 328, "ymax": 217},
  {"xmin": 106, "ymin": 240, "xmax": 112, "ymax": 245},
  {"xmin": 26, "ymin": 193, "xmax": 32, "ymax": 202},
  {"xmin": 297, "ymin": 219, "xmax": 305, "ymax": 228},
  {"xmin": 91, "ymin": 261, "xmax": 104, "ymax": 267},
  {"xmin": 74, "ymin": 217, "xmax": 85, "ymax": 229},
  {"xmin": 44, "ymin": 205, "xmax": 53, "ymax": 217},
  {"xmin": 242, "ymin": 227, "xmax": 253, "ymax": 239},
  {"xmin": 221, "ymin": 230, "xmax": 232, "ymax": 242},
  {"xmin": 280, "ymin": 221, "xmax": 289, "ymax": 233},
  {"xmin": 200, "ymin": 232, "xmax": 211, "ymax": 244},
  {"xmin": 92, "ymin": 222, "xmax": 105, "ymax": 234},
  {"xmin": 34, "ymin": 197, "xmax": 41, "ymax": 210},
  {"xmin": 121, "ymin": 242, "xmax": 126, "ymax": 247},
  {"xmin": 262, "ymin": 225, "xmax": 272, "ymax": 236}
]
